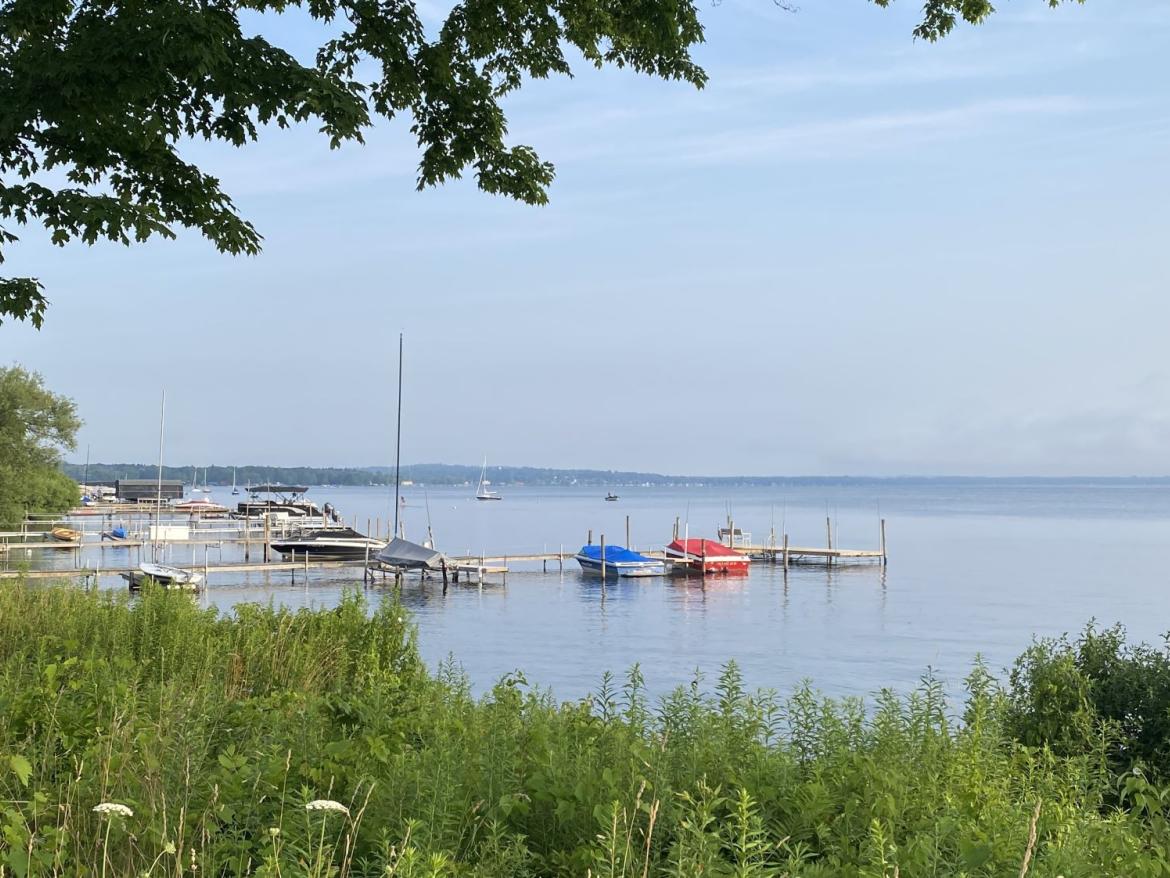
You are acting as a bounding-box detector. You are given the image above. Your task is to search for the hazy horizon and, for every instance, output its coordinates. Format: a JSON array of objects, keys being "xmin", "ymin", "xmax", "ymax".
[{"xmin": 5, "ymin": 2, "xmax": 1168, "ymax": 477}]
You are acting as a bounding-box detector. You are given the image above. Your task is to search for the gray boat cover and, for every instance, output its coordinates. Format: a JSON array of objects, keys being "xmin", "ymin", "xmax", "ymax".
[{"xmin": 375, "ymin": 537, "xmax": 449, "ymax": 570}]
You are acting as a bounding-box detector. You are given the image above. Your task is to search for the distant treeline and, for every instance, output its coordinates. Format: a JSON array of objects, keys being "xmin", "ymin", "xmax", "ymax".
[
  {"xmin": 61, "ymin": 464, "xmax": 388, "ymax": 487},
  {"xmin": 60, "ymin": 461, "xmax": 1170, "ymax": 488}
]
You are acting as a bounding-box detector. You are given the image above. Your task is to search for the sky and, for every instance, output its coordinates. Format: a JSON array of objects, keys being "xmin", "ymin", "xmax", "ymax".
[{"xmin": 2, "ymin": 1, "xmax": 1169, "ymax": 476}]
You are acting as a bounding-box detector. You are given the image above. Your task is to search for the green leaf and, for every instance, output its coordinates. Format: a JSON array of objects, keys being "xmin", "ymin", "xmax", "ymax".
[{"xmin": 9, "ymin": 754, "xmax": 32, "ymax": 787}]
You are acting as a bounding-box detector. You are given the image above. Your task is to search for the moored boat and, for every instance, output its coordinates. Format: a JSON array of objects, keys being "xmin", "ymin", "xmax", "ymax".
[
  {"xmin": 270, "ymin": 527, "xmax": 386, "ymax": 560},
  {"xmin": 664, "ymin": 538, "xmax": 751, "ymax": 575},
  {"xmin": 234, "ymin": 485, "xmax": 323, "ymax": 519},
  {"xmin": 173, "ymin": 497, "xmax": 229, "ymax": 515},
  {"xmin": 605, "ymin": 492, "xmax": 619, "ymax": 502},
  {"xmin": 122, "ymin": 562, "xmax": 204, "ymax": 591},
  {"xmin": 576, "ymin": 544, "xmax": 665, "ymax": 577},
  {"xmin": 51, "ymin": 526, "xmax": 82, "ymax": 543}
]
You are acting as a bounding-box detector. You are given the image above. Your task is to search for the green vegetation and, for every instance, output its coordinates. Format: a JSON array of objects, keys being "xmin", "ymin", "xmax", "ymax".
[
  {"xmin": 1, "ymin": 584, "xmax": 1167, "ymax": 876},
  {"xmin": 1, "ymin": 1, "xmax": 1086, "ymax": 328},
  {"xmin": 0, "ymin": 366, "xmax": 79, "ymax": 528}
]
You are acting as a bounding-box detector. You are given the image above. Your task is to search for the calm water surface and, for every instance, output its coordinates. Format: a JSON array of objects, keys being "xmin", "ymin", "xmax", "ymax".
[{"xmin": 14, "ymin": 481, "xmax": 1170, "ymax": 701}]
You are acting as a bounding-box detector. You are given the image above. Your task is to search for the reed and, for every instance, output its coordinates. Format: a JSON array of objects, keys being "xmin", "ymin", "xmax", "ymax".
[{"xmin": 0, "ymin": 583, "xmax": 1167, "ymax": 876}]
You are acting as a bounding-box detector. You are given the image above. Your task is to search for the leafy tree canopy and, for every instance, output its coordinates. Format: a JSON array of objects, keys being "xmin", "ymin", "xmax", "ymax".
[
  {"xmin": 0, "ymin": 0, "xmax": 1083, "ymax": 327},
  {"xmin": 0, "ymin": 365, "xmax": 80, "ymax": 525}
]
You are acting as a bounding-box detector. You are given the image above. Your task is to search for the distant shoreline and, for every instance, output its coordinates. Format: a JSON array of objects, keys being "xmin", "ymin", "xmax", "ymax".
[{"xmin": 60, "ymin": 462, "xmax": 1170, "ymax": 488}]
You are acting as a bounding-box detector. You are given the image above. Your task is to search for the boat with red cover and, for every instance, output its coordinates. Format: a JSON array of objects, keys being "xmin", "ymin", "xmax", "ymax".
[{"xmin": 665, "ymin": 538, "xmax": 751, "ymax": 575}]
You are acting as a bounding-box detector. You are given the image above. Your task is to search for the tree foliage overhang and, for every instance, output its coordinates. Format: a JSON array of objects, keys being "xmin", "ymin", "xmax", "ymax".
[{"xmin": 0, "ymin": 0, "xmax": 1083, "ymax": 327}]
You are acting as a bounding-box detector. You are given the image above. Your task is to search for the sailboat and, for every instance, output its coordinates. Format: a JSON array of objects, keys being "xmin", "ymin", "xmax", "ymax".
[
  {"xmin": 198, "ymin": 467, "xmax": 211, "ymax": 493},
  {"xmin": 374, "ymin": 334, "xmax": 454, "ymax": 574},
  {"xmin": 124, "ymin": 393, "xmax": 204, "ymax": 592},
  {"xmin": 475, "ymin": 457, "xmax": 501, "ymax": 501},
  {"xmin": 231, "ymin": 467, "xmax": 239, "ymax": 495}
]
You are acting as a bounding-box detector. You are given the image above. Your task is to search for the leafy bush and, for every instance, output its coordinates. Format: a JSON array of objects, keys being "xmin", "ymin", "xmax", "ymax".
[
  {"xmin": 1007, "ymin": 622, "xmax": 1170, "ymax": 782},
  {"xmin": 1, "ymin": 585, "xmax": 1169, "ymax": 876}
]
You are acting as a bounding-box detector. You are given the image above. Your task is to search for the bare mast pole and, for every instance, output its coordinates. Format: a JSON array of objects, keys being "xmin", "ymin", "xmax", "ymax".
[
  {"xmin": 392, "ymin": 333, "xmax": 403, "ymax": 538},
  {"xmin": 154, "ymin": 390, "xmax": 166, "ymax": 562}
]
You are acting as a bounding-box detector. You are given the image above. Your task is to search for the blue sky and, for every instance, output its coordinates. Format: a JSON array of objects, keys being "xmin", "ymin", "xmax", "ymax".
[{"xmin": 3, "ymin": 1, "xmax": 1168, "ymax": 475}]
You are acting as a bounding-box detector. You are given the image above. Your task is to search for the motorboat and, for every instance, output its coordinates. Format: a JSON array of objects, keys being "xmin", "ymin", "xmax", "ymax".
[
  {"xmin": 123, "ymin": 562, "xmax": 204, "ymax": 591},
  {"xmin": 576, "ymin": 544, "xmax": 665, "ymax": 577},
  {"xmin": 270, "ymin": 527, "xmax": 386, "ymax": 560},
  {"xmin": 101, "ymin": 526, "xmax": 128, "ymax": 541},
  {"xmin": 234, "ymin": 485, "xmax": 323, "ymax": 519},
  {"xmin": 605, "ymin": 492, "xmax": 619, "ymax": 502},
  {"xmin": 665, "ymin": 538, "xmax": 751, "ymax": 575},
  {"xmin": 173, "ymin": 497, "xmax": 229, "ymax": 515},
  {"xmin": 50, "ymin": 526, "xmax": 82, "ymax": 543}
]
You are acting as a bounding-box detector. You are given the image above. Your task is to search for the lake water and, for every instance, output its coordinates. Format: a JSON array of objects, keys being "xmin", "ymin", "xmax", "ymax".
[{"xmin": 14, "ymin": 481, "xmax": 1170, "ymax": 701}]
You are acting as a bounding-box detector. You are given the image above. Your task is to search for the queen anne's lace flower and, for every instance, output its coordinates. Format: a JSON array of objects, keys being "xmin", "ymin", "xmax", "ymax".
[
  {"xmin": 304, "ymin": 799, "xmax": 349, "ymax": 816},
  {"xmin": 92, "ymin": 802, "xmax": 134, "ymax": 818}
]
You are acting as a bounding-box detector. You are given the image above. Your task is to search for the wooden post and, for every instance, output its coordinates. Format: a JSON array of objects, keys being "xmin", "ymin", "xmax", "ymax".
[
  {"xmin": 673, "ymin": 516, "xmax": 679, "ymax": 541},
  {"xmin": 304, "ymin": 549, "xmax": 309, "ymax": 579},
  {"xmin": 783, "ymin": 533, "xmax": 789, "ymax": 570},
  {"xmin": 367, "ymin": 517, "xmax": 371, "ymax": 539},
  {"xmin": 263, "ymin": 515, "xmax": 270, "ymax": 563},
  {"xmin": 880, "ymin": 518, "xmax": 887, "ymax": 566},
  {"xmin": 441, "ymin": 558, "xmax": 448, "ymax": 594},
  {"xmin": 599, "ymin": 534, "xmax": 606, "ymax": 584},
  {"xmin": 559, "ymin": 544, "xmax": 564, "ymax": 572},
  {"xmin": 244, "ymin": 517, "xmax": 250, "ymax": 561},
  {"xmin": 826, "ymin": 516, "xmax": 833, "ymax": 566},
  {"xmin": 625, "ymin": 515, "xmax": 630, "ymax": 549},
  {"xmin": 587, "ymin": 528, "xmax": 593, "ymax": 546}
]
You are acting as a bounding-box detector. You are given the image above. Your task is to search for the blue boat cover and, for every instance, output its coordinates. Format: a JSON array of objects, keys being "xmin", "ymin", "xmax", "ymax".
[{"xmin": 578, "ymin": 544, "xmax": 650, "ymax": 563}]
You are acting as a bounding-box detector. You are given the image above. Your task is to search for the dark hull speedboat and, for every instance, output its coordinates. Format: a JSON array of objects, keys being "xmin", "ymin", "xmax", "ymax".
[{"xmin": 270, "ymin": 527, "xmax": 386, "ymax": 560}]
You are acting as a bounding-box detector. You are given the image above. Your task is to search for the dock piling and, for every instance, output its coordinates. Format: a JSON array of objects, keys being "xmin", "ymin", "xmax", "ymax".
[
  {"xmin": 880, "ymin": 518, "xmax": 887, "ymax": 566},
  {"xmin": 600, "ymin": 534, "xmax": 606, "ymax": 584}
]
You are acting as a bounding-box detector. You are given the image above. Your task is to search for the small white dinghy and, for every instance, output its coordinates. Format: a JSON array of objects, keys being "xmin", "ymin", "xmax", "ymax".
[{"xmin": 123, "ymin": 562, "xmax": 204, "ymax": 592}]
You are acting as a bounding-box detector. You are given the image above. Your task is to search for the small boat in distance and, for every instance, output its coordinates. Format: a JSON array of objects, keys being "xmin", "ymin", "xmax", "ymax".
[
  {"xmin": 231, "ymin": 468, "xmax": 239, "ymax": 495},
  {"xmin": 576, "ymin": 544, "xmax": 665, "ymax": 577},
  {"xmin": 270, "ymin": 527, "xmax": 386, "ymax": 560},
  {"xmin": 123, "ymin": 562, "xmax": 203, "ymax": 591},
  {"xmin": 51, "ymin": 526, "xmax": 82, "ymax": 543},
  {"xmin": 173, "ymin": 497, "xmax": 229, "ymax": 515},
  {"xmin": 665, "ymin": 538, "xmax": 751, "ymax": 575},
  {"xmin": 476, "ymin": 457, "xmax": 501, "ymax": 501},
  {"xmin": 605, "ymin": 492, "xmax": 619, "ymax": 502}
]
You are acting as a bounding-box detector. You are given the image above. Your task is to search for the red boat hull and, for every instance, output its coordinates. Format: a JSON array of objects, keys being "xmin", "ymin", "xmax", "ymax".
[{"xmin": 664, "ymin": 538, "xmax": 751, "ymax": 575}]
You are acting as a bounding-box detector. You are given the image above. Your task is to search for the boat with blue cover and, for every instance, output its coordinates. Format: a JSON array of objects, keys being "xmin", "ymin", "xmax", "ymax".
[{"xmin": 575, "ymin": 544, "xmax": 665, "ymax": 578}]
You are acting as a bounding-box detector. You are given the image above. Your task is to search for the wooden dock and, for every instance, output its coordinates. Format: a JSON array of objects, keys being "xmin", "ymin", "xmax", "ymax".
[{"xmin": 1, "ymin": 514, "xmax": 887, "ymax": 586}]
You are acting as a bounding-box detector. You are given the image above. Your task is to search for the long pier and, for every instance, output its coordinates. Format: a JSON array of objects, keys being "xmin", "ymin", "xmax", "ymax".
[{"xmin": 2, "ymin": 510, "xmax": 887, "ymax": 586}]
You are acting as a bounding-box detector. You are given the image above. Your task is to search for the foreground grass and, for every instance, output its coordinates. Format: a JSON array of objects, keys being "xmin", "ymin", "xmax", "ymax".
[{"xmin": 0, "ymin": 585, "xmax": 1167, "ymax": 877}]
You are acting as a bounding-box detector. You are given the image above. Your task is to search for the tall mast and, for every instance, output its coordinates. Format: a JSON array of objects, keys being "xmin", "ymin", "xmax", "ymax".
[
  {"xmin": 82, "ymin": 444, "xmax": 90, "ymax": 493},
  {"xmin": 155, "ymin": 390, "xmax": 166, "ymax": 561},
  {"xmin": 392, "ymin": 333, "xmax": 403, "ymax": 538}
]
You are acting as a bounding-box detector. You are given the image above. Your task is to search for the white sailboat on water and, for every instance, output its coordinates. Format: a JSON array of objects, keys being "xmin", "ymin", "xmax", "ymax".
[
  {"xmin": 231, "ymin": 467, "xmax": 239, "ymax": 495},
  {"xmin": 475, "ymin": 457, "xmax": 501, "ymax": 501}
]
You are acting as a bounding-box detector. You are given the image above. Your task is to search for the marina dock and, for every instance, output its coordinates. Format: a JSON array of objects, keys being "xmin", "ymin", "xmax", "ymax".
[{"xmin": 0, "ymin": 511, "xmax": 886, "ymax": 586}]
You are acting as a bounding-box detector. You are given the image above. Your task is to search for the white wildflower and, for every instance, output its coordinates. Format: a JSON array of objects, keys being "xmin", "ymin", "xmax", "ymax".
[
  {"xmin": 305, "ymin": 799, "xmax": 349, "ymax": 816},
  {"xmin": 164, "ymin": 841, "xmax": 176, "ymax": 855},
  {"xmin": 92, "ymin": 802, "xmax": 133, "ymax": 818}
]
